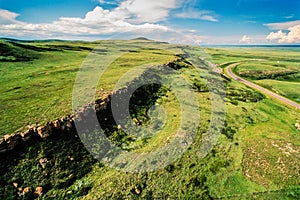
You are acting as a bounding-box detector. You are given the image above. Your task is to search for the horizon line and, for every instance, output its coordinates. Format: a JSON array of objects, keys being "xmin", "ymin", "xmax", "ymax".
[{"xmin": 1, "ymin": 37, "xmax": 300, "ymax": 46}]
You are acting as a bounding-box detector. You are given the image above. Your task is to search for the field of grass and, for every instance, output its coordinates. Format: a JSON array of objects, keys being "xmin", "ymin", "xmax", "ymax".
[
  {"xmin": 254, "ymin": 79, "xmax": 300, "ymax": 103},
  {"xmin": 205, "ymin": 47, "xmax": 300, "ymax": 104},
  {"xmin": 0, "ymin": 39, "xmax": 178, "ymax": 135},
  {"xmin": 0, "ymin": 41, "xmax": 299, "ymax": 199},
  {"xmin": 204, "ymin": 47, "xmax": 300, "ymax": 65}
]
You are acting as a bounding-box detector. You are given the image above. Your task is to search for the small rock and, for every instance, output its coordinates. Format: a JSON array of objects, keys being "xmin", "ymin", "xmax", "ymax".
[
  {"xmin": 23, "ymin": 187, "xmax": 31, "ymax": 194},
  {"xmin": 68, "ymin": 156, "xmax": 74, "ymax": 161},
  {"xmin": 134, "ymin": 187, "xmax": 141, "ymax": 195},
  {"xmin": 295, "ymin": 122, "xmax": 300, "ymax": 130},
  {"xmin": 20, "ymin": 130, "xmax": 34, "ymax": 142},
  {"xmin": 52, "ymin": 120, "xmax": 60, "ymax": 129},
  {"xmin": 66, "ymin": 121, "xmax": 72, "ymax": 128},
  {"xmin": 34, "ymin": 186, "xmax": 43, "ymax": 197},
  {"xmin": 0, "ymin": 139, "xmax": 8, "ymax": 154},
  {"xmin": 4, "ymin": 134, "xmax": 21, "ymax": 150},
  {"xmin": 39, "ymin": 158, "xmax": 48, "ymax": 169},
  {"xmin": 13, "ymin": 182, "xmax": 18, "ymax": 188},
  {"xmin": 37, "ymin": 125, "xmax": 52, "ymax": 139}
]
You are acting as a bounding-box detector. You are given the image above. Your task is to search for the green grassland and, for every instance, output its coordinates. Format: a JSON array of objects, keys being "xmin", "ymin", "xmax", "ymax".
[
  {"xmin": 0, "ymin": 41, "xmax": 299, "ymax": 199},
  {"xmin": 235, "ymin": 60, "xmax": 300, "ymax": 103},
  {"xmin": 204, "ymin": 47, "xmax": 300, "ymax": 65},
  {"xmin": 0, "ymin": 39, "xmax": 178, "ymax": 135},
  {"xmin": 204, "ymin": 47, "xmax": 300, "ymax": 103}
]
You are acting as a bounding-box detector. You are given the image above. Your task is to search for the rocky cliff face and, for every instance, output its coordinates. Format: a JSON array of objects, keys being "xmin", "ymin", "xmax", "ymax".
[
  {"xmin": 0, "ymin": 58, "xmax": 191, "ymax": 155},
  {"xmin": 0, "ymin": 62, "xmax": 179, "ymax": 155},
  {"xmin": 0, "ymin": 96, "xmax": 108, "ymax": 155}
]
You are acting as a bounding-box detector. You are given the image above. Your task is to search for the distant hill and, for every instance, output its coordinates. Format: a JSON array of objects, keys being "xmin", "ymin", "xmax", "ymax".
[
  {"xmin": 0, "ymin": 40, "xmax": 40, "ymax": 61},
  {"xmin": 131, "ymin": 37, "xmax": 151, "ymax": 41},
  {"xmin": 0, "ymin": 38, "xmax": 67, "ymax": 43}
]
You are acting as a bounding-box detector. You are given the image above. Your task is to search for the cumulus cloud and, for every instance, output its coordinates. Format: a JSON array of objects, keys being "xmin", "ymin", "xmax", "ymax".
[
  {"xmin": 264, "ymin": 20, "xmax": 300, "ymax": 30},
  {"xmin": 175, "ymin": 10, "xmax": 218, "ymax": 22},
  {"xmin": 118, "ymin": 0, "xmax": 177, "ymax": 23},
  {"xmin": 266, "ymin": 25, "xmax": 300, "ymax": 43},
  {"xmin": 240, "ymin": 35, "xmax": 252, "ymax": 43},
  {"xmin": 0, "ymin": 0, "xmax": 177, "ymax": 39},
  {"xmin": 0, "ymin": 0, "xmax": 210, "ymax": 44}
]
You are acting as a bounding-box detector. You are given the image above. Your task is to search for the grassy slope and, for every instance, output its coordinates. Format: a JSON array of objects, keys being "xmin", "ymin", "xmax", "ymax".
[
  {"xmin": 0, "ymin": 41, "xmax": 95, "ymax": 135},
  {"xmin": 0, "ymin": 40, "xmax": 178, "ymax": 135},
  {"xmin": 0, "ymin": 42, "xmax": 299, "ymax": 199}
]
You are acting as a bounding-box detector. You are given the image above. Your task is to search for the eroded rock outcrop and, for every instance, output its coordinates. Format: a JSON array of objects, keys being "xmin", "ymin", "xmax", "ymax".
[
  {"xmin": 0, "ymin": 61, "xmax": 181, "ymax": 154},
  {"xmin": 0, "ymin": 94, "xmax": 111, "ymax": 154}
]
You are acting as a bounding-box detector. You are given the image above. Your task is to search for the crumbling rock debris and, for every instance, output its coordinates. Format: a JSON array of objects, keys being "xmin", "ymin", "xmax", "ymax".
[
  {"xmin": 20, "ymin": 129, "xmax": 34, "ymax": 141},
  {"xmin": 134, "ymin": 186, "xmax": 141, "ymax": 195},
  {"xmin": 22, "ymin": 187, "xmax": 31, "ymax": 195},
  {"xmin": 295, "ymin": 122, "xmax": 300, "ymax": 130},
  {"xmin": 0, "ymin": 89, "xmax": 129, "ymax": 154},
  {"xmin": 34, "ymin": 186, "xmax": 43, "ymax": 197},
  {"xmin": 39, "ymin": 158, "xmax": 48, "ymax": 169},
  {"xmin": 13, "ymin": 182, "xmax": 18, "ymax": 188},
  {"xmin": 4, "ymin": 134, "xmax": 21, "ymax": 150},
  {"xmin": 0, "ymin": 139, "xmax": 7, "ymax": 153},
  {"xmin": 37, "ymin": 124, "xmax": 52, "ymax": 139}
]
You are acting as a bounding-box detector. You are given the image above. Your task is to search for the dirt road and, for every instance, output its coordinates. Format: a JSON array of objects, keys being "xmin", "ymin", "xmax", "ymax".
[{"xmin": 225, "ymin": 63, "xmax": 300, "ymax": 110}]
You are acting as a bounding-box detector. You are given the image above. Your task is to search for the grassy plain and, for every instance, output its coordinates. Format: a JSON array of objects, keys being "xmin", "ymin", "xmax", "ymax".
[
  {"xmin": 205, "ymin": 47, "xmax": 300, "ymax": 103},
  {"xmin": 0, "ymin": 41, "xmax": 299, "ymax": 199},
  {"xmin": 0, "ymin": 39, "xmax": 178, "ymax": 135}
]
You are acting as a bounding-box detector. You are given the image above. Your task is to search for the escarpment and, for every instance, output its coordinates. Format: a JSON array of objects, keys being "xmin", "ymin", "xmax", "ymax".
[{"xmin": 0, "ymin": 59, "xmax": 190, "ymax": 155}]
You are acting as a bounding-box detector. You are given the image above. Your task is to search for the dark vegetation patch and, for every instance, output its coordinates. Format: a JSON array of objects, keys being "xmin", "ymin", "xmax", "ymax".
[
  {"xmin": 132, "ymin": 37, "xmax": 151, "ymax": 41},
  {"xmin": 0, "ymin": 132, "xmax": 96, "ymax": 200},
  {"xmin": 226, "ymin": 87, "xmax": 265, "ymax": 105},
  {"xmin": 221, "ymin": 121, "xmax": 237, "ymax": 140},
  {"xmin": 44, "ymin": 45, "xmax": 94, "ymax": 51},
  {"xmin": 10, "ymin": 42, "xmax": 59, "ymax": 52},
  {"xmin": 0, "ymin": 40, "xmax": 94, "ymax": 62},
  {"xmin": 238, "ymin": 70, "xmax": 298, "ymax": 80},
  {"xmin": 0, "ymin": 41, "xmax": 40, "ymax": 62},
  {"xmin": 210, "ymin": 52, "xmax": 300, "ymax": 63},
  {"xmin": 192, "ymin": 78, "xmax": 209, "ymax": 92},
  {"xmin": 168, "ymin": 58, "xmax": 192, "ymax": 70}
]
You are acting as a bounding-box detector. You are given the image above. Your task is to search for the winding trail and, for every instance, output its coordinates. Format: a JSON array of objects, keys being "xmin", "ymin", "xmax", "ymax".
[{"xmin": 225, "ymin": 63, "xmax": 300, "ymax": 110}]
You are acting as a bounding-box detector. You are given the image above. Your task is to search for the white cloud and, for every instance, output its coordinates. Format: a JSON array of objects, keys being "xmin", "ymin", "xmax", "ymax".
[
  {"xmin": 266, "ymin": 25, "xmax": 300, "ymax": 43},
  {"xmin": 0, "ymin": 1, "xmax": 210, "ymax": 44},
  {"xmin": 240, "ymin": 35, "xmax": 252, "ymax": 43},
  {"xmin": 0, "ymin": 0, "xmax": 178, "ymax": 39},
  {"xmin": 118, "ymin": 0, "xmax": 177, "ymax": 23},
  {"xmin": 264, "ymin": 20, "xmax": 300, "ymax": 30},
  {"xmin": 266, "ymin": 30, "xmax": 286, "ymax": 41},
  {"xmin": 0, "ymin": 9, "xmax": 22, "ymax": 24},
  {"xmin": 175, "ymin": 10, "xmax": 218, "ymax": 22}
]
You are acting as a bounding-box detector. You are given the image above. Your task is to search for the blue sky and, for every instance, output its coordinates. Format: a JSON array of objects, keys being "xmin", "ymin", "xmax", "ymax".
[{"xmin": 0, "ymin": 0, "xmax": 299, "ymax": 44}]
